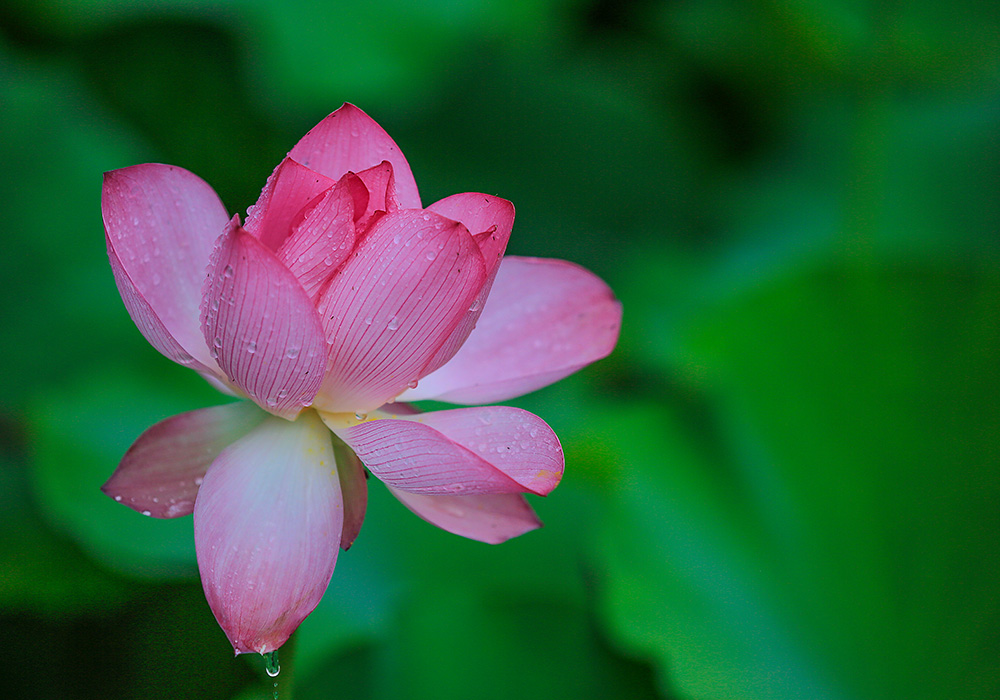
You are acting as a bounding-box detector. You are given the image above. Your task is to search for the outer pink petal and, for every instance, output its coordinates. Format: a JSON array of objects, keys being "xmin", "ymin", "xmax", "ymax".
[
  {"xmin": 331, "ymin": 438, "xmax": 367, "ymax": 550},
  {"xmin": 337, "ymin": 406, "xmax": 563, "ymax": 496},
  {"xmin": 102, "ymin": 402, "xmax": 266, "ymax": 518},
  {"xmin": 403, "ymin": 256, "xmax": 622, "ymax": 404},
  {"xmin": 244, "ymin": 157, "xmax": 336, "ymax": 251},
  {"xmin": 194, "ymin": 411, "xmax": 342, "ymax": 655},
  {"xmin": 103, "ymin": 164, "xmax": 230, "ymax": 370},
  {"xmin": 388, "ymin": 487, "xmax": 541, "ymax": 544},
  {"xmin": 313, "ymin": 210, "xmax": 486, "ymax": 413},
  {"xmin": 419, "ymin": 193, "xmax": 515, "ymax": 376},
  {"xmin": 201, "ymin": 217, "xmax": 328, "ymax": 419},
  {"xmin": 288, "ymin": 103, "xmax": 421, "ymax": 209},
  {"xmin": 275, "ymin": 174, "xmax": 357, "ymax": 300}
]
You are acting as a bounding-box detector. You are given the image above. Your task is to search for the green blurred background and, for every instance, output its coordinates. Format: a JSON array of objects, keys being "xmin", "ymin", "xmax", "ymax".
[{"xmin": 2, "ymin": 0, "xmax": 998, "ymax": 698}]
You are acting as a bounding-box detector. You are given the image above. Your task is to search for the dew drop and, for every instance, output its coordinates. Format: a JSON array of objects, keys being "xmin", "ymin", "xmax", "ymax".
[
  {"xmin": 364, "ymin": 316, "xmax": 373, "ymax": 326},
  {"xmin": 387, "ymin": 316, "xmax": 400, "ymax": 331},
  {"xmin": 286, "ymin": 347, "xmax": 300, "ymax": 359},
  {"xmin": 407, "ymin": 379, "xmax": 418, "ymax": 389},
  {"xmin": 468, "ymin": 299, "xmax": 481, "ymax": 312},
  {"xmin": 263, "ymin": 650, "xmax": 280, "ymax": 677},
  {"xmin": 114, "ymin": 495, "xmax": 122, "ymax": 502},
  {"xmin": 223, "ymin": 264, "xmax": 234, "ymax": 278},
  {"xmin": 194, "ymin": 476, "xmax": 204, "ymax": 486},
  {"xmin": 210, "ymin": 348, "xmax": 219, "ymax": 359},
  {"xmin": 425, "ymin": 249, "xmax": 437, "ymax": 261},
  {"xmin": 354, "ymin": 412, "xmax": 367, "ymax": 421},
  {"xmin": 421, "ymin": 213, "xmax": 431, "ymax": 221},
  {"xmin": 213, "ymin": 336, "xmax": 223, "ymax": 348},
  {"xmin": 141, "ymin": 510, "xmax": 152, "ymax": 517},
  {"xmin": 246, "ymin": 341, "xmax": 257, "ymax": 354}
]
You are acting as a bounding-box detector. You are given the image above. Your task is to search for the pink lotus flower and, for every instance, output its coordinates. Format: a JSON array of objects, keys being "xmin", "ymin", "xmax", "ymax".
[{"xmin": 101, "ymin": 104, "xmax": 621, "ymax": 655}]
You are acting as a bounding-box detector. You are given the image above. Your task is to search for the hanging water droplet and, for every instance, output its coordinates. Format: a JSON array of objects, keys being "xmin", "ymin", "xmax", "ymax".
[
  {"xmin": 407, "ymin": 379, "xmax": 418, "ymax": 389},
  {"xmin": 263, "ymin": 649, "xmax": 280, "ymax": 677},
  {"xmin": 387, "ymin": 316, "xmax": 400, "ymax": 331},
  {"xmin": 210, "ymin": 348, "xmax": 219, "ymax": 359},
  {"xmin": 354, "ymin": 412, "xmax": 367, "ymax": 421},
  {"xmin": 223, "ymin": 264, "xmax": 234, "ymax": 278},
  {"xmin": 468, "ymin": 299, "xmax": 481, "ymax": 312}
]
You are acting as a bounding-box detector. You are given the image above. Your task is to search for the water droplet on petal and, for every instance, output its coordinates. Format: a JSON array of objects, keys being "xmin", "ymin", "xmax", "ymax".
[
  {"xmin": 468, "ymin": 299, "xmax": 481, "ymax": 312},
  {"xmin": 223, "ymin": 264, "xmax": 234, "ymax": 278},
  {"xmin": 114, "ymin": 495, "xmax": 122, "ymax": 502},
  {"xmin": 141, "ymin": 510, "xmax": 152, "ymax": 516},
  {"xmin": 407, "ymin": 379, "xmax": 418, "ymax": 389},
  {"xmin": 246, "ymin": 341, "xmax": 257, "ymax": 354},
  {"xmin": 387, "ymin": 316, "xmax": 400, "ymax": 331},
  {"xmin": 354, "ymin": 412, "xmax": 367, "ymax": 421},
  {"xmin": 286, "ymin": 347, "xmax": 300, "ymax": 359},
  {"xmin": 263, "ymin": 650, "xmax": 280, "ymax": 677},
  {"xmin": 213, "ymin": 336, "xmax": 223, "ymax": 348},
  {"xmin": 425, "ymin": 250, "xmax": 437, "ymax": 261}
]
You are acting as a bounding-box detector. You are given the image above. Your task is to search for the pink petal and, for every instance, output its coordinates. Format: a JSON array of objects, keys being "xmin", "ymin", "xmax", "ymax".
[
  {"xmin": 419, "ymin": 193, "xmax": 515, "ymax": 376},
  {"xmin": 194, "ymin": 411, "xmax": 342, "ymax": 654},
  {"xmin": 201, "ymin": 217, "xmax": 328, "ymax": 419},
  {"xmin": 332, "ymin": 438, "xmax": 367, "ymax": 550},
  {"xmin": 353, "ymin": 161, "xmax": 398, "ymax": 233},
  {"xmin": 288, "ymin": 103, "xmax": 421, "ymax": 209},
  {"xmin": 275, "ymin": 174, "xmax": 357, "ymax": 299},
  {"xmin": 388, "ymin": 487, "xmax": 541, "ymax": 544},
  {"xmin": 338, "ymin": 406, "xmax": 563, "ymax": 496},
  {"xmin": 244, "ymin": 158, "xmax": 337, "ymax": 251},
  {"xmin": 102, "ymin": 402, "xmax": 266, "ymax": 518},
  {"xmin": 313, "ymin": 210, "xmax": 486, "ymax": 413},
  {"xmin": 403, "ymin": 256, "xmax": 622, "ymax": 404},
  {"xmin": 103, "ymin": 164, "xmax": 230, "ymax": 370}
]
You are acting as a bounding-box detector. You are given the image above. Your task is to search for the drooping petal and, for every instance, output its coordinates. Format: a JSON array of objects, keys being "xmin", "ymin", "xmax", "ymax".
[
  {"xmin": 331, "ymin": 437, "xmax": 367, "ymax": 550},
  {"xmin": 337, "ymin": 406, "xmax": 563, "ymax": 496},
  {"xmin": 388, "ymin": 487, "xmax": 541, "ymax": 544},
  {"xmin": 275, "ymin": 174, "xmax": 357, "ymax": 299},
  {"xmin": 403, "ymin": 256, "xmax": 622, "ymax": 404},
  {"xmin": 193, "ymin": 410, "xmax": 343, "ymax": 655},
  {"xmin": 101, "ymin": 402, "xmax": 266, "ymax": 518},
  {"xmin": 313, "ymin": 210, "xmax": 486, "ymax": 413},
  {"xmin": 289, "ymin": 103, "xmax": 421, "ymax": 209},
  {"xmin": 103, "ymin": 164, "xmax": 229, "ymax": 370},
  {"xmin": 201, "ymin": 217, "xmax": 328, "ymax": 419},
  {"xmin": 243, "ymin": 157, "xmax": 336, "ymax": 252},
  {"xmin": 419, "ymin": 193, "xmax": 515, "ymax": 376}
]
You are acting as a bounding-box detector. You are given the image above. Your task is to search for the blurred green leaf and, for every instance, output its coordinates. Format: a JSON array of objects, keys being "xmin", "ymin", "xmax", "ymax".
[{"xmin": 598, "ymin": 259, "xmax": 1000, "ymax": 699}]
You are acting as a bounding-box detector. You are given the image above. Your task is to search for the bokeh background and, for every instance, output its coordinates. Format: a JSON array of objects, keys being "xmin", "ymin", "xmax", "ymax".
[{"xmin": 2, "ymin": 0, "xmax": 998, "ymax": 698}]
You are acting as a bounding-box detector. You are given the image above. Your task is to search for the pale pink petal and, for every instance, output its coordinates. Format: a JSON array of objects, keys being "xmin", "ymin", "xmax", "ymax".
[
  {"xmin": 201, "ymin": 218, "xmax": 327, "ymax": 419},
  {"xmin": 419, "ymin": 194, "xmax": 515, "ymax": 376},
  {"xmin": 275, "ymin": 174, "xmax": 357, "ymax": 299},
  {"xmin": 313, "ymin": 210, "xmax": 486, "ymax": 413},
  {"xmin": 388, "ymin": 487, "xmax": 541, "ymax": 544},
  {"xmin": 194, "ymin": 411, "xmax": 342, "ymax": 655},
  {"xmin": 403, "ymin": 256, "xmax": 622, "ymax": 404},
  {"xmin": 103, "ymin": 164, "xmax": 229, "ymax": 370},
  {"xmin": 288, "ymin": 103, "xmax": 421, "ymax": 209},
  {"xmin": 337, "ymin": 406, "xmax": 562, "ymax": 496},
  {"xmin": 353, "ymin": 161, "xmax": 398, "ymax": 233},
  {"xmin": 101, "ymin": 402, "xmax": 265, "ymax": 518},
  {"xmin": 332, "ymin": 438, "xmax": 367, "ymax": 550},
  {"xmin": 244, "ymin": 158, "xmax": 336, "ymax": 251}
]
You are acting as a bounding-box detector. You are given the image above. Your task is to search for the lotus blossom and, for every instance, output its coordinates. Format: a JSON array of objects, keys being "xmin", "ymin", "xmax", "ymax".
[{"xmin": 101, "ymin": 103, "xmax": 621, "ymax": 655}]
